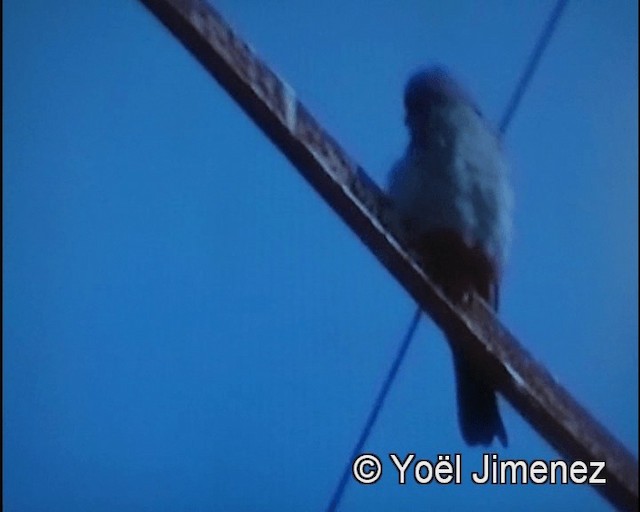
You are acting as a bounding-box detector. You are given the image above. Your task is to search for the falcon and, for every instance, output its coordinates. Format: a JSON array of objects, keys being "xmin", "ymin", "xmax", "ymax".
[{"xmin": 388, "ymin": 66, "xmax": 513, "ymax": 446}]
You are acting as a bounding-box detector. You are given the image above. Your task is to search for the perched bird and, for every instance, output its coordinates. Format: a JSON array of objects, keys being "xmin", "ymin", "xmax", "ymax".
[{"xmin": 388, "ymin": 66, "xmax": 513, "ymax": 446}]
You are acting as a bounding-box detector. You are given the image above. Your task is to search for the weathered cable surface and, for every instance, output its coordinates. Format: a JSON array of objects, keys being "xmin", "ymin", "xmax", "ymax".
[{"xmin": 139, "ymin": 1, "xmax": 638, "ymax": 509}]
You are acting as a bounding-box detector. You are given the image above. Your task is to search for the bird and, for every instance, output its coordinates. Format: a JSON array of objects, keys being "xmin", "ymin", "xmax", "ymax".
[{"xmin": 387, "ymin": 66, "xmax": 513, "ymax": 446}]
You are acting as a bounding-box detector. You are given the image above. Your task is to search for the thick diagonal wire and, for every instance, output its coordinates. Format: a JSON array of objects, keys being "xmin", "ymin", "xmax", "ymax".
[
  {"xmin": 325, "ymin": 1, "xmax": 569, "ymax": 510},
  {"xmin": 326, "ymin": 307, "xmax": 421, "ymax": 512}
]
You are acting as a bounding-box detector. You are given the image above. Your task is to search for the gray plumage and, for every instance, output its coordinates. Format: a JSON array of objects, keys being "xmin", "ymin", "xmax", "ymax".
[{"xmin": 388, "ymin": 66, "xmax": 513, "ymax": 446}]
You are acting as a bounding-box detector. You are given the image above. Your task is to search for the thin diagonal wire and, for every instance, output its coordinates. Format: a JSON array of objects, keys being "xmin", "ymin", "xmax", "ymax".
[
  {"xmin": 325, "ymin": 1, "xmax": 569, "ymax": 510},
  {"xmin": 325, "ymin": 307, "xmax": 421, "ymax": 512},
  {"xmin": 499, "ymin": 0, "xmax": 569, "ymax": 134}
]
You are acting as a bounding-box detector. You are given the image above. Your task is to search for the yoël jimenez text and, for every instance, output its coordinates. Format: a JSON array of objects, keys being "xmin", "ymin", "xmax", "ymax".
[{"xmin": 388, "ymin": 453, "xmax": 606, "ymax": 485}]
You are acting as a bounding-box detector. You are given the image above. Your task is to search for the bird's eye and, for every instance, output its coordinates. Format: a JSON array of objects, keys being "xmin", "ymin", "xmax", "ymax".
[
  {"xmin": 406, "ymin": 94, "xmax": 436, "ymax": 117},
  {"xmin": 405, "ymin": 94, "xmax": 427, "ymax": 114},
  {"xmin": 405, "ymin": 97, "xmax": 419, "ymax": 111}
]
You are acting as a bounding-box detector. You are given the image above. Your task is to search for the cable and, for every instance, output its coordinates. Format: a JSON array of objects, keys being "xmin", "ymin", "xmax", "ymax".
[
  {"xmin": 499, "ymin": 0, "xmax": 569, "ymax": 134},
  {"xmin": 325, "ymin": 1, "xmax": 569, "ymax": 510},
  {"xmin": 326, "ymin": 307, "xmax": 421, "ymax": 512}
]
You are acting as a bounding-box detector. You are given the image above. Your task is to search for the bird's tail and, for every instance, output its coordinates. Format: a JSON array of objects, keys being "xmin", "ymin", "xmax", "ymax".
[{"xmin": 450, "ymin": 344, "xmax": 507, "ymax": 447}]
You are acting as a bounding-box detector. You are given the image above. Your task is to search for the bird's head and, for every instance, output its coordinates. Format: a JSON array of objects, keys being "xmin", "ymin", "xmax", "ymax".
[{"xmin": 403, "ymin": 66, "xmax": 480, "ymax": 133}]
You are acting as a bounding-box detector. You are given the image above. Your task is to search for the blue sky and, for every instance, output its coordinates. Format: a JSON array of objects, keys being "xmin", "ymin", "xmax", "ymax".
[{"xmin": 3, "ymin": 1, "xmax": 637, "ymax": 510}]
